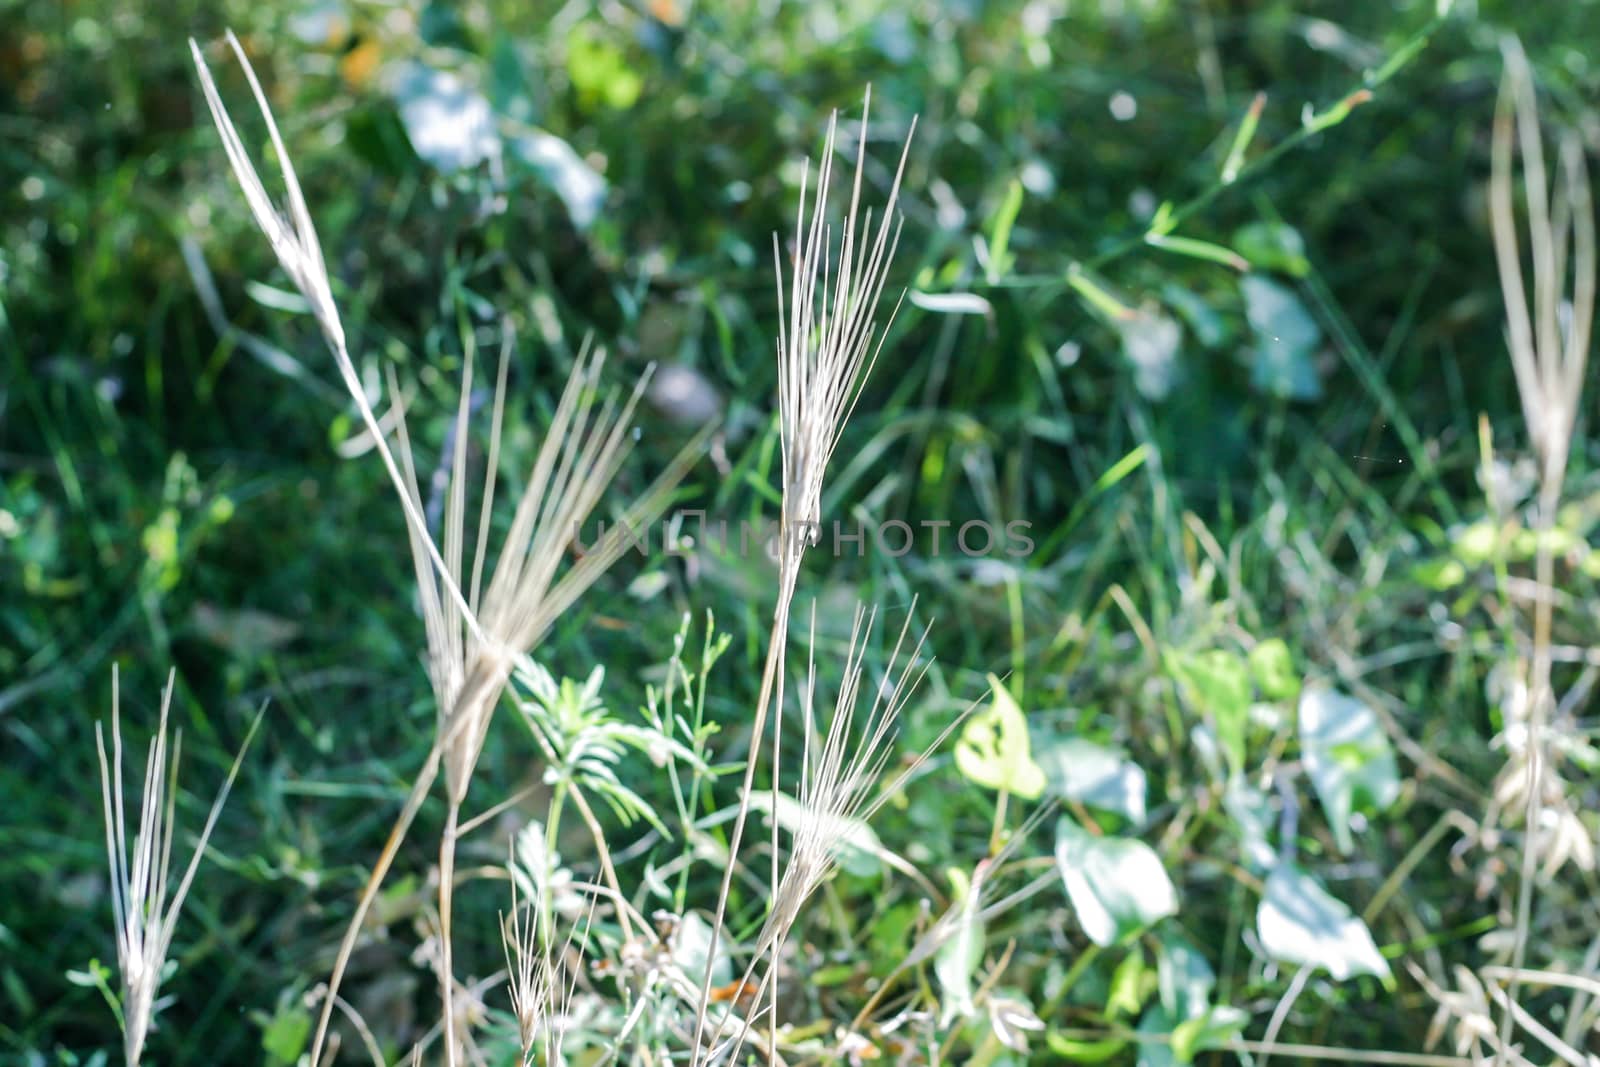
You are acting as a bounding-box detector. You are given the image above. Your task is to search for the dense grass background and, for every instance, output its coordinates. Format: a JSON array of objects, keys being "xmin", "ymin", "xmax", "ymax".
[{"xmin": 5, "ymin": 0, "xmax": 1600, "ymax": 1063}]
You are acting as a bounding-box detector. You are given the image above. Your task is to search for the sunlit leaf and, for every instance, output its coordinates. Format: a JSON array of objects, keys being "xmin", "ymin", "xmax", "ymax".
[
  {"xmin": 955, "ymin": 675, "xmax": 1046, "ymax": 799},
  {"xmin": 935, "ymin": 867, "xmax": 984, "ymax": 1025},
  {"xmin": 1298, "ymin": 687, "xmax": 1401, "ymax": 854},
  {"xmin": 1233, "ymin": 221, "xmax": 1310, "ymax": 277},
  {"xmin": 1055, "ymin": 816, "xmax": 1178, "ymax": 947},
  {"xmin": 1168, "ymin": 650, "xmax": 1251, "ymax": 776},
  {"xmin": 1118, "ymin": 304, "xmax": 1181, "ymax": 401},
  {"xmin": 1155, "ymin": 928, "xmax": 1215, "ymax": 1019},
  {"xmin": 1037, "ymin": 737, "xmax": 1148, "ymax": 826},
  {"xmin": 1256, "ymin": 863, "xmax": 1391, "ymax": 981},
  {"xmin": 1170, "ymin": 1005, "xmax": 1249, "ymax": 1062},
  {"xmin": 1107, "ymin": 948, "xmax": 1150, "ymax": 1018},
  {"xmin": 1241, "ymin": 275, "xmax": 1322, "ymax": 401},
  {"xmin": 1411, "ymin": 556, "xmax": 1467, "ymax": 590},
  {"xmin": 1248, "ymin": 638, "xmax": 1299, "ymax": 701},
  {"xmin": 259, "ymin": 995, "xmax": 313, "ymax": 1064},
  {"xmin": 508, "ymin": 130, "xmax": 607, "ymax": 231},
  {"xmin": 390, "ymin": 61, "xmax": 500, "ymax": 173},
  {"xmin": 1047, "ymin": 1031, "xmax": 1128, "ymax": 1062},
  {"xmin": 566, "ymin": 25, "xmax": 642, "ymax": 110}
]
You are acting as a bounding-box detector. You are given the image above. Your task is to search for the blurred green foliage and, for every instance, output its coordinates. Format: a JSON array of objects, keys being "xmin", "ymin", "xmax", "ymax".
[{"xmin": 5, "ymin": 0, "xmax": 1600, "ymax": 1062}]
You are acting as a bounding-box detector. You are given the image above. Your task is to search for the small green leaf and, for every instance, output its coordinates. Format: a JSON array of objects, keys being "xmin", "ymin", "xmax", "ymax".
[
  {"xmin": 566, "ymin": 25, "xmax": 642, "ymax": 109},
  {"xmin": 1241, "ymin": 275, "xmax": 1322, "ymax": 401},
  {"xmin": 1155, "ymin": 928, "xmax": 1215, "ymax": 1019},
  {"xmin": 508, "ymin": 130, "xmax": 608, "ymax": 231},
  {"xmin": 1256, "ymin": 863, "xmax": 1391, "ymax": 981},
  {"xmin": 1451, "ymin": 519, "xmax": 1501, "ymax": 565},
  {"xmin": 1055, "ymin": 816, "xmax": 1178, "ymax": 947},
  {"xmin": 935, "ymin": 868, "xmax": 985, "ymax": 1024},
  {"xmin": 1037, "ymin": 738, "xmax": 1149, "ymax": 826},
  {"xmin": 1233, "ymin": 221, "xmax": 1310, "ymax": 277},
  {"xmin": 259, "ymin": 999, "xmax": 313, "ymax": 1064},
  {"xmin": 1118, "ymin": 305, "xmax": 1182, "ymax": 401},
  {"xmin": 811, "ymin": 963, "xmax": 856, "ymax": 987},
  {"xmin": 1248, "ymin": 638, "xmax": 1299, "ymax": 701},
  {"xmin": 1299, "ymin": 687, "xmax": 1401, "ymax": 854},
  {"xmin": 1170, "ymin": 1005, "xmax": 1249, "ymax": 1062},
  {"xmin": 1107, "ymin": 948, "xmax": 1150, "ymax": 1018},
  {"xmin": 1047, "ymin": 1032, "xmax": 1128, "ymax": 1062},
  {"xmin": 390, "ymin": 61, "xmax": 500, "ymax": 173},
  {"xmin": 955, "ymin": 675, "xmax": 1046, "ymax": 799},
  {"xmin": 1411, "ymin": 557, "xmax": 1467, "ymax": 591},
  {"xmin": 1168, "ymin": 650, "xmax": 1251, "ymax": 775}
]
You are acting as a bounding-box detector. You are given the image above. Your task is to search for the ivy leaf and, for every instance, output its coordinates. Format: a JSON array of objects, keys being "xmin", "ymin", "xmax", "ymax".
[
  {"xmin": 1142, "ymin": 930, "xmax": 1249, "ymax": 1064},
  {"xmin": 390, "ymin": 61, "xmax": 500, "ymax": 173},
  {"xmin": 508, "ymin": 130, "xmax": 608, "ymax": 231},
  {"xmin": 1136, "ymin": 1007, "xmax": 1181, "ymax": 1067},
  {"xmin": 1155, "ymin": 928, "xmax": 1215, "ymax": 1020},
  {"xmin": 1298, "ymin": 687, "xmax": 1401, "ymax": 854},
  {"xmin": 1118, "ymin": 304, "xmax": 1182, "ymax": 401},
  {"xmin": 1242, "ymin": 275, "xmax": 1322, "ymax": 401},
  {"xmin": 955, "ymin": 675, "xmax": 1046, "ymax": 799},
  {"xmin": 672, "ymin": 912, "xmax": 731, "ymax": 989},
  {"xmin": 1054, "ymin": 816, "xmax": 1178, "ymax": 947},
  {"xmin": 1037, "ymin": 737, "xmax": 1149, "ymax": 826},
  {"xmin": 1256, "ymin": 863, "xmax": 1391, "ymax": 981},
  {"xmin": 1171, "ymin": 1005, "xmax": 1250, "ymax": 1062},
  {"xmin": 1168, "ymin": 650, "xmax": 1251, "ymax": 776},
  {"xmin": 1223, "ymin": 777, "xmax": 1276, "ymax": 871}
]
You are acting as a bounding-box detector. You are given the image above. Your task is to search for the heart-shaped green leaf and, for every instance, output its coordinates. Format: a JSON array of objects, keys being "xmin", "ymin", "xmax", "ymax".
[
  {"xmin": 955, "ymin": 675, "xmax": 1046, "ymax": 799},
  {"xmin": 1168, "ymin": 650, "xmax": 1251, "ymax": 775},
  {"xmin": 1037, "ymin": 737, "xmax": 1149, "ymax": 826},
  {"xmin": 1055, "ymin": 816, "xmax": 1178, "ymax": 947},
  {"xmin": 1298, "ymin": 687, "xmax": 1401, "ymax": 854},
  {"xmin": 1256, "ymin": 863, "xmax": 1391, "ymax": 981}
]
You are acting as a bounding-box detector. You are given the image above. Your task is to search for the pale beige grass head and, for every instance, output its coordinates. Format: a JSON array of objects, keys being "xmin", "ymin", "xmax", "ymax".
[
  {"xmin": 95, "ymin": 666, "xmax": 261, "ymax": 1067},
  {"xmin": 775, "ymin": 89, "xmax": 916, "ymax": 547}
]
